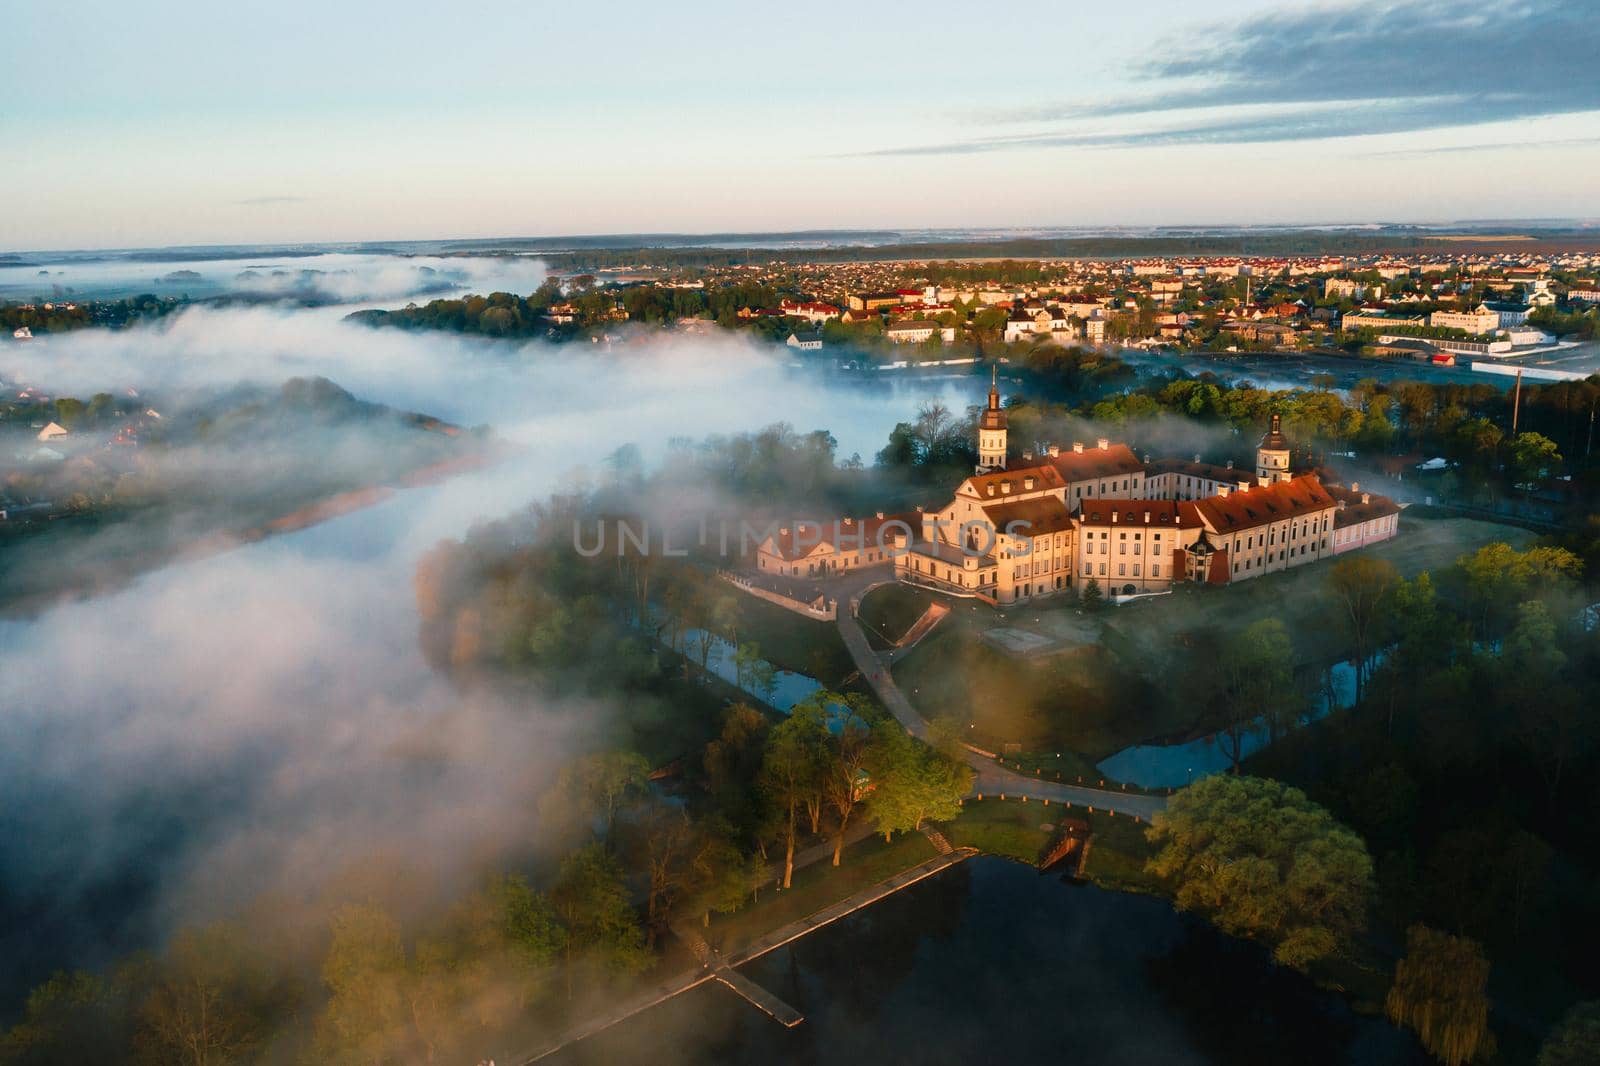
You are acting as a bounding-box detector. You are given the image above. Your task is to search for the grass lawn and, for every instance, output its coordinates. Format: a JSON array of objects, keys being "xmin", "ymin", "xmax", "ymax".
[
  {"xmin": 704, "ymin": 831, "xmax": 938, "ymax": 954},
  {"xmin": 942, "ymin": 798, "xmax": 1167, "ymax": 896},
  {"xmin": 1081, "ymin": 809, "xmax": 1167, "ymax": 896},
  {"xmin": 892, "ymin": 613, "xmax": 1175, "ymax": 758},
  {"xmin": 1103, "ymin": 514, "xmax": 1537, "ymax": 671},
  {"xmin": 856, "ymin": 583, "xmax": 934, "ymax": 649},
  {"xmin": 943, "ymin": 798, "xmax": 1056, "ymax": 864},
  {"xmin": 732, "ymin": 592, "xmax": 856, "ymax": 687}
]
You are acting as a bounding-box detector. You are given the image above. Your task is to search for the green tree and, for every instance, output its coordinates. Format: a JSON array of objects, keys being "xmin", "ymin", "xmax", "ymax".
[
  {"xmin": 0, "ymin": 971, "xmax": 135, "ymax": 1066},
  {"xmin": 1508, "ymin": 431, "xmax": 1560, "ymax": 493},
  {"xmin": 864, "ymin": 719, "xmax": 973, "ymax": 841},
  {"xmin": 759, "ymin": 704, "xmax": 829, "ymax": 888},
  {"xmin": 137, "ymin": 923, "xmax": 286, "ymax": 1066},
  {"xmin": 690, "ymin": 837, "xmax": 761, "ymax": 923},
  {"xmin": 492, "ymin": 874, "xmax": 564, "ymax": 999},
  {"xmin": 1540, "ymin": 1001, "xmax": 1600, "ymax": 1066},
  {"xmin": 702, "ymin": 702, "xmax": 769, "ymax": 833},
  {"xmin": 550, "ymin": 843, "xmax": 649, "ymax": 997},
  {"xmin": 314, "ymin": 903, "xmax": 408, "ymax": 1065},
  {"xmin": 1146, "ymin": 775, "xmax": 1374, "ymax": 969},
  {"xmin": 1385, "ymin": 925, "xmax": 1495, "ymax": 1066},
  {"xmin": 1328, "ymin": 555, "xmax": 1399, "ymax": 704},
  {"xmin": 1376, "ymin": 572, "xmax": 1454, "ymax": 732},
  {"xmin": 1079, "ymin": 577, "xmax": 1104, "ymax": 610},
  {"xmin": 52, "ymin": 396, "xmax": 85, "ymax": 429},
  {"xmin": 539, "ymin": 751, "xmax": 651, "ymax": 843},
  {"xmin": 733, "ymin": 642, "xmax": 777, "ymax": 700},
  {"xmin": 1457, "ymin": 543, "xmax": 1581, "ymax": 638},
  {"xmin": 625, "ymin": 800, "xmax": 719, "ymax": 943},
  {"xmin": 817, "ymin": 693, "xmax": 878, "ymax": 865}
]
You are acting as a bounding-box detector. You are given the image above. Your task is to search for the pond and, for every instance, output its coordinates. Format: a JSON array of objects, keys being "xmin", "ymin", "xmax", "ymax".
[{"xmin": 548, "ymin": 856, "xmax": 1426, "ymax": 1066}]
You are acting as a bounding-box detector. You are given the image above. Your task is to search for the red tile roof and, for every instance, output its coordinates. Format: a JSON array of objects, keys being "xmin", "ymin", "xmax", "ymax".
[
  {"xmin": 1077, "ymin": 499, "xmax": 1184, "ymax": 527},
  {"xmin": 1047, "ymin": 442, "xmax": 1145, "ymax": 483},
  {"xmin": 1186, "ymin": 475, "xmax": 1335, "ymax": 533},
  {"xmin": 764, "ymin": 512, "xmax": 917, "ymax": 560},
  {"xmin": 982, "ymin": 495, "xmax": 1075, "ymax": 536},
  {"xmin": 962, "ymin": 464, "xmax": 1066, "ymax": 496},
  {"xmin": 1327, "ymin": 484, "xmax": 1402, "ymax": 527}
]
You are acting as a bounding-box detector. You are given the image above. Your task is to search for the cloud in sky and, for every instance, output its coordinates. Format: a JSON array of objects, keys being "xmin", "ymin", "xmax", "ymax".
[{"xmin": 870, "ymin": 0, "xmax": 1600, "ymax": 156}]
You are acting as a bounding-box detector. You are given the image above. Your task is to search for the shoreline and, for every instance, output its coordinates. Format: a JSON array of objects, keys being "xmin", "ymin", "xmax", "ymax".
[{"xmin": 0, "ymin": 443, "xmax": 518, "ymax": 620}]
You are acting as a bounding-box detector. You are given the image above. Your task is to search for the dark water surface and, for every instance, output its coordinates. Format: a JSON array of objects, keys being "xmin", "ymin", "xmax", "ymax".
[{"xmin": 551, "ymin": 857, "xmax": 1427, "ymax": 1066}]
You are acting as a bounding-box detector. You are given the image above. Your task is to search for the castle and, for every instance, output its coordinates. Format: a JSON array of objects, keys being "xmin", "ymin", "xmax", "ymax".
[{"xmin": 756, "ymin": 369, "xmax": 1401, "ymax": 606}]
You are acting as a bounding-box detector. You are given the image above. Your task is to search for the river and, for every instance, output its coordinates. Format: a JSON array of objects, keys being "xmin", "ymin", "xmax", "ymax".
[
  {"xmin": 0, "ymin": 298, "xmax": 1425, "ymax": 1057},
  {"xmin": 0, "ymin": 339, "xmax": 976, "ymax": 1013},
  {"xmin": 548, "ymin": 857, "xmax": 1427, "ymax": 1066}
]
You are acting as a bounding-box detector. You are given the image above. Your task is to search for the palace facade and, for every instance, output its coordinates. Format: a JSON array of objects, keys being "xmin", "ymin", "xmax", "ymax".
[{"xmin": 889, "ymin": 379, "xmax": 1401, "ymax": 605}]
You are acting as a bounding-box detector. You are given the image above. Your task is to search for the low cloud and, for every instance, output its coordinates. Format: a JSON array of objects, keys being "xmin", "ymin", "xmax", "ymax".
[
  {"xmin": 0, "ymin": 299, "xmax": 977, "ymax": 1005},
  {"xmin": 866, "ymin": 0, "xmax": 1600, "ymax": 156}
]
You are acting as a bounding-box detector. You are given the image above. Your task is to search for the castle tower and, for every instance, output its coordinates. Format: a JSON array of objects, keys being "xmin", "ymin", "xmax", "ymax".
[
  {"xmin": 977, "ymin": 365, "xmax": 1008, "ymax": 472},
  {"xmin": 1256, "ymin": 412, "xmax": 1291, "ymax": 484}
]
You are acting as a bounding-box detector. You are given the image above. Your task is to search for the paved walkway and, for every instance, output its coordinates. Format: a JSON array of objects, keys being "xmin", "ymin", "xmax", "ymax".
[
  {"xmin": 722, "ymin": 848, "xmax": 976, "ymax": 967},
  {"xmin": 831, "ymin": 569, "xmax": 1166, "ymax": 821}
]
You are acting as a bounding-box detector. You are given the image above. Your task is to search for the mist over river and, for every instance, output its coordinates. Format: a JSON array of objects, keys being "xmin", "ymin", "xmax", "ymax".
[
  {"xmin": 0, "ymin": 264, "xmax": 1423, "ymax": 1060},
  {"xmin": 0, "ymin": 293, "xmax": 974, "ymax": 1012}
]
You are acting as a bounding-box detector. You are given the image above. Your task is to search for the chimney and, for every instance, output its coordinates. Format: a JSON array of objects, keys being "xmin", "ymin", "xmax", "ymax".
[
  {"xmin": 987, "ymin": 484, "xmax": 996, "ymax": 497},
  {"xmin": 1047, "ymin": 443, "xmax": 1061, "ymax": 458},
  {"xmin": 1337, "ymin": 499, "xmax": 1347, "ymax": 511},
  {"xmin": 1073, "ymin": 442, "xmax": 1085, "ymax": 453},
  {"xmin": 1193, "ymin": 453, "xmax": 1202, "ymax": 463},
  {"xmin": 1143, "ymin": 511, "xmax": 1151, "ymax": 523},
  {"xmin": 1350, "ymin": 481, "xmax": 1360, "ymax": 492},
  {"xmin": 1362, "ymin": 492, "xmax": 1371, "ymax": 505},
  {"xmin": 1257, "ymin": 476, "xmax": 1269, "ymax": 488},
  {"xmin": 1226, "ymin": 460, "xmax": 1234, "ymax": 469},
  {"xmin": 1001, "ymin": 480, "xmax": 1012, "ymax": 494},
  {"xmin": 1143, "ymin": 454, "xmax": 1152, "ymax": 464},
  {"xmin": 1111, "ymin": 511, "xmax": 1119, "ymax": 523},
  {"xmin": 1097, "ymin": 437, "xmax": 1110, "ymax": 451},
  {"xmin": 1023, "ymin": 475, "xmax": 1035, "ymax": 490},
  {"xmin": 1217, "ymin": 486, "xmax": 1230, "ymax": 497},
  {"xmin": 1022, "ymin": 449, "xmax": 1035, "ymax": 461},
  {"xmin": 875, "ymin": 511, "xmax": 884, "ymax": 519}
]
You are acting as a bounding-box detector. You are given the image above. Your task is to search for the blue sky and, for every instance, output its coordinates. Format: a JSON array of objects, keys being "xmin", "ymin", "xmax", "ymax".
[{"xmin": 5, "ymin": 0, "xmax": 1598, "ymax": 251}]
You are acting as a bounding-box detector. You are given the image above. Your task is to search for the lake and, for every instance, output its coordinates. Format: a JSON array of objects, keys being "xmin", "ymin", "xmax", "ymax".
[{"xmin": 548, "ymin": 857, "xmax": 1427, "ymax": 1066}]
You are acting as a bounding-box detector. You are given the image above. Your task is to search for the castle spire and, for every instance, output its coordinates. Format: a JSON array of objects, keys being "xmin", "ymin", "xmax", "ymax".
[{"xmin": 977, "ymin": 363, "xmax": 1008, "ymax": 472}]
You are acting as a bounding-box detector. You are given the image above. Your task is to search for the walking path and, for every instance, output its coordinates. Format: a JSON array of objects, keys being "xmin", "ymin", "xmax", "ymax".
[
  {"xmin": 677, "ymin": 926, "xmax": 803, "ymax": 1027},
  {"xmin": 513, "ymin": 848, "xmax": 976, "ymax": 1063},
  {"xmin": 830, "ymin": 569, "xmax": 1166, "ymax": 820},
  {"xmin": 721, "ymin": 848, "xmax": 976, "ymax": 967}
]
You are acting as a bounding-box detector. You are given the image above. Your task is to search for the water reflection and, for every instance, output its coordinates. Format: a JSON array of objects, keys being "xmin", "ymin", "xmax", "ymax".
[{"xmin": 551, "ymin": 858, "xmax": 1425, "ymax": 1066}]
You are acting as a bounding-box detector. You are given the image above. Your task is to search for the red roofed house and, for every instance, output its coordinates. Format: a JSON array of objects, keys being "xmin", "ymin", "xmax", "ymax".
[{"xmin": 1329, "ymin": 482, "xmax": 1402, "ymax": 554}]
